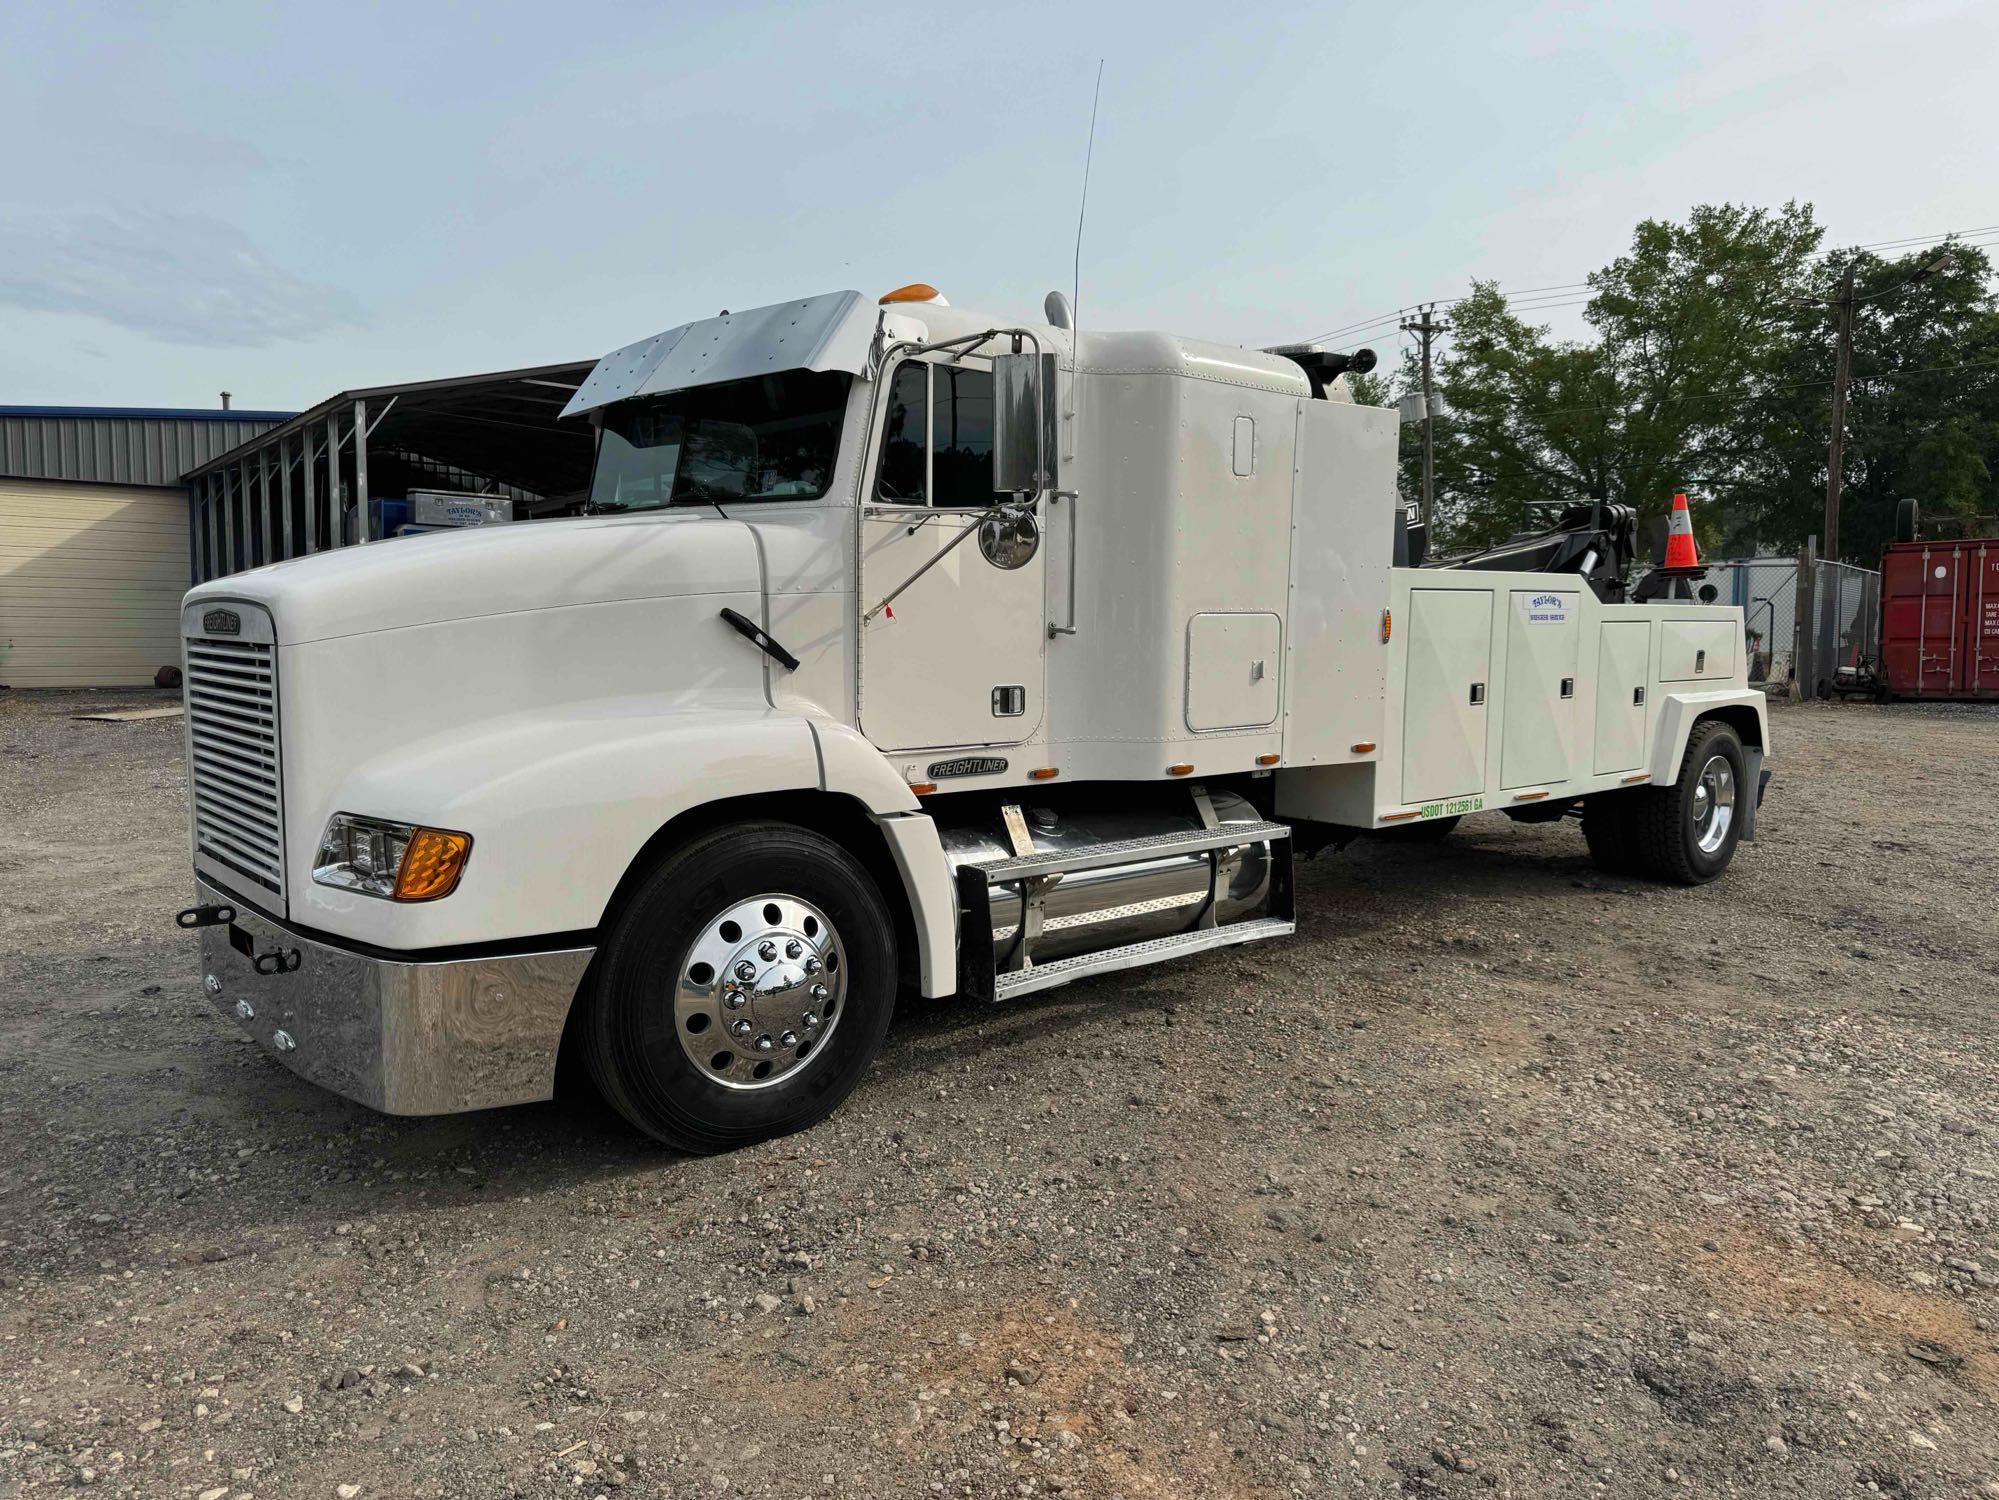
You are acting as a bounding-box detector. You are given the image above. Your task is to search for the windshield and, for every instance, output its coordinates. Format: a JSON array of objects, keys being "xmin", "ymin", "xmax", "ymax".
[{"xmin": 589, "ymin": 370, "xmax": 851, "ymax": 512}]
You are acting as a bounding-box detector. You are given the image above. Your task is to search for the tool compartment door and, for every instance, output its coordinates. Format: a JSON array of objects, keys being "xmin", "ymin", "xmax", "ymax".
[
  {"xmin": 1501, "ymin": 590, "xmax": 1579, "ymax": 789},
  {"xmin": 1593, "ymin": 620, "xmax": 1653, "ymax": 774},
  {"xmin": 1401, "ymin": 588, "xmax": 1492, "ymax": 803},
  {"xmin": 1659, "ymin": 619, "xmax": 1736, "ymax": 682},
  {"xmin": 1186, "ymin": 612, "xmax": 1282, "ymax": 730}
]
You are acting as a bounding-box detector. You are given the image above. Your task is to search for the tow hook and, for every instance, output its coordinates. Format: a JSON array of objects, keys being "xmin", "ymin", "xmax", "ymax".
[
  {"xmin": 176, "ymin": 904, "xmax": 236, "ymax": 929},
  {"xmin": 252, "ymin": 947, "xmax": 302, "ymax": 975}
]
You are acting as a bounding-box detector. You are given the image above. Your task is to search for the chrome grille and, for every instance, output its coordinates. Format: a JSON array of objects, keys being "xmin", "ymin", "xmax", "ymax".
[{"xmin": 184, "ymin": 630, "xmax": 284, "ymax": 902}]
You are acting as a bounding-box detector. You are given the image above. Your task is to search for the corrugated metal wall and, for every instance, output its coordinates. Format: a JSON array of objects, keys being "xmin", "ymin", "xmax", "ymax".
[
  {"xmin": 0, "ymin": 410, "xmax": 291, "ymax": 488},
  {"xmin": 0, "ymin": 477, "xmax": 189, "ymax": 687}
]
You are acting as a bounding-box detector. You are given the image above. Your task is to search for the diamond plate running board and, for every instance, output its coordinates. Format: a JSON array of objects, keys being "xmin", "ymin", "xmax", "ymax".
[{"xmin": 991, "ymin": 915, "xmax": 1294, "ymax": 1002}]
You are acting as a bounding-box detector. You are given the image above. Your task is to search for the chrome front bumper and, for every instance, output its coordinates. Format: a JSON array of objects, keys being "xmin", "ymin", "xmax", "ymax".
[{"xmin": 193, "ymin": 879, "xmax": 595, "ymax": 1116}]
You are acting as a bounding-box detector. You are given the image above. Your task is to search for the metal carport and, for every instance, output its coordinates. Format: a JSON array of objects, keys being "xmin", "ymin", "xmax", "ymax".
[{"xmin": 183, "ymin": 360, "xmax": 596, "ymax": 583}]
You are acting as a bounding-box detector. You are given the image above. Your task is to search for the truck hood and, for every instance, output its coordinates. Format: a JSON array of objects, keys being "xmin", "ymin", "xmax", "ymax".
[{"xmin": 186, "ymin": 513, "xmax": 764, "ymax": 645}]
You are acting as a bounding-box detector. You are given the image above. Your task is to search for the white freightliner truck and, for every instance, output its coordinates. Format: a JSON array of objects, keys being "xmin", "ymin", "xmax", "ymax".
[{"xmin": 177, "ymin": 285, "xmax": 1769, "ymax": 1152}]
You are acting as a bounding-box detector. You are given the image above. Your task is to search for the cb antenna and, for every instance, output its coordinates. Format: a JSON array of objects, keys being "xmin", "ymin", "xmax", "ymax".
[{"xmin": 1071, "ymin": 59, "xmax": 1105, "ymax": 334}]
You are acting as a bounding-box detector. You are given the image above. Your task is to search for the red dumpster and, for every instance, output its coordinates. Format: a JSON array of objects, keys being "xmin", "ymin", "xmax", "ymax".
[{"xmin": 1879, "ymin": 537, "xmax": 1999, "ymax": 699}]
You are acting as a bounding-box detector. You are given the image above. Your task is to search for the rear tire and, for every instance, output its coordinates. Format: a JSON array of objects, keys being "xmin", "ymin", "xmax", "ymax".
[
  {"xmin": 1582, "ymin": 796, "xmax": 1642, "ymax": 874},
  {"xmin": 582, "ymin": 822, "xmax": 897, "ymax": 1153},
  {"xmin": 1631, "ymin": 721, "xmax": 1747, "ymax": 885}
]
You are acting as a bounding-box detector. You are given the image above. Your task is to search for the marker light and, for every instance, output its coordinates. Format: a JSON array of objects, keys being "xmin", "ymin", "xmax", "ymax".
[
  {"xmin": 395, "ymin": 828, "xmax": 475, "ymax": 901},
  {"xmin": 879, "ymin": 283, "xmax": 942, "ymax": 305}
]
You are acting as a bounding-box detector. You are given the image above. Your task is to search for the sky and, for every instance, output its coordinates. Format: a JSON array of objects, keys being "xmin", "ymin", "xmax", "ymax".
[{"xmin": 1, "ymin": 0, "xmax": 1995, "ymax": 412}]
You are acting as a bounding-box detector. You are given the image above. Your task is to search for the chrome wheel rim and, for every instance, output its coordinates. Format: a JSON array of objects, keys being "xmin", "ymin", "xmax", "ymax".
[
  {"xmin": 1692, "ymin": 755, "xmax": 1736, "ymax": 854},
  {"xmin": 673, "ymin": 893, "xmax": 846, "ymax": 1091}
]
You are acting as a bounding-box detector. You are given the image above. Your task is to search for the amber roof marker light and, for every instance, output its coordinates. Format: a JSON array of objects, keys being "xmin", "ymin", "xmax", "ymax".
[{"xmin": 879, "ymin": 283, "xmax": 943, "ymax": 305}]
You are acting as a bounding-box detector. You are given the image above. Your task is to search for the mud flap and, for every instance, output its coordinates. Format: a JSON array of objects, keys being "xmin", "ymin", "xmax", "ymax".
[{"xmin": 1740, "ymin": 747, "xmax": 1767, "ymax": 843}]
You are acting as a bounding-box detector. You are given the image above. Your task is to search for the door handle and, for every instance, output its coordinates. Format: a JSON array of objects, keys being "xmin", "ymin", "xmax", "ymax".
[
  {"xmin": 1468, "ymin": 682, "xmax": 1486, "ymax": 706},
  {"xmin": 1559, "ymin": 676, "xmax": 1575, "ymax": 699}
]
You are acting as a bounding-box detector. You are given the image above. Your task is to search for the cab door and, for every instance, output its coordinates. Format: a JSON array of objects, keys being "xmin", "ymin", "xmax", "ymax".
[{"xmin": 859, "ymin": 356, "xmax": 1047, "ymax": 751}]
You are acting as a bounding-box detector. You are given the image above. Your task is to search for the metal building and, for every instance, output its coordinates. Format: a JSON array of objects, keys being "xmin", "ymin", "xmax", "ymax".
[{"xmin": 1, "ymin": 406, "xmax": 292, "ymax": 688}]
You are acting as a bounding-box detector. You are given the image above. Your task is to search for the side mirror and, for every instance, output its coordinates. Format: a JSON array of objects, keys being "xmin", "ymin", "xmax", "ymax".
[{"xmin": 992, "ymin": 351, "xmax": 1059, "ymax": 497}]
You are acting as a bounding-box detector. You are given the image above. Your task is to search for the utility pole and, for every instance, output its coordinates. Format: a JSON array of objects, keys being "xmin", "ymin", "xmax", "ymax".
[
  {"xmin": 1823, "ymin": 264, "xmax": 1856, "ymax": 563},
  {"xmin": 1401, "ymin": 305, "xmax": 1444, "ymax": 531}
]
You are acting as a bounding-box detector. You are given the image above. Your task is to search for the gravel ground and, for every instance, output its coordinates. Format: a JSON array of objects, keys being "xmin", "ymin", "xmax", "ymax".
[{"xmin": 4, "ymin": 687, "xmax": 1999, "ymax": 1500}]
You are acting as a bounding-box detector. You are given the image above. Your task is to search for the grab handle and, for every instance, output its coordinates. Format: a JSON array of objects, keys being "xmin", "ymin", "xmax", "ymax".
[{"xmin": 1046, "ymin": 490, "xmax": 1081, "ymax": 638}]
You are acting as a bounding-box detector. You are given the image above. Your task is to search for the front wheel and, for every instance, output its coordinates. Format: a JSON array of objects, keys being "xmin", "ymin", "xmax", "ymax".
[{"xmin": 582, "ymin": 822, "xmax": 898, "ymax": 1153}]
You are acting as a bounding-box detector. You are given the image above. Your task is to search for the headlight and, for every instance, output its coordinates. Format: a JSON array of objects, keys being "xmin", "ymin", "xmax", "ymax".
[{"xmin": 313, "ymin": 814, "xmax": 472, "ymax": 902}]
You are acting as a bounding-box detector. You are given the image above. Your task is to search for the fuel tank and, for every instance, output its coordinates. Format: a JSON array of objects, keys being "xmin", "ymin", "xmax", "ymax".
[{"xmin": 935, "ymin": 789, "xmax": 1275, "ymax": 965}]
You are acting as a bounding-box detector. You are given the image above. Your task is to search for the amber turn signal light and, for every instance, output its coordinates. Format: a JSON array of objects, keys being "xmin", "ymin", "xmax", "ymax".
[
  {"xmin": 1028, "ymin": 767, "xmax": 1061, "ymax": 781},
  {"xmin": 1167, "ymin": 763, "xmax": 1194, "ymax": 776},
  {"xmin": 1350, "ymin": 741, "xmax": 1377, "ymax": 754},
  {"xmin": 908, "ymin": 782, "xmax": 938, "ymax": 795},
  {"xmin": 392, "ymin": 828, "xmax": 473, "ymax": 902},
  {"xmin": 1255, "ymin": 753, "xmax": 1280, "ymax": 766}
]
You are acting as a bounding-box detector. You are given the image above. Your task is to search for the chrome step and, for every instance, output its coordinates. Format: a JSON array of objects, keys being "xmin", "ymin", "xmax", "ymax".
[
  {"xmin": 967, "ymin": 820, "xmax": 1292, "ymax": 883},
  {"xmin": 992, "ymin": 916, "xmax": 1295, "ymax": 1001}
]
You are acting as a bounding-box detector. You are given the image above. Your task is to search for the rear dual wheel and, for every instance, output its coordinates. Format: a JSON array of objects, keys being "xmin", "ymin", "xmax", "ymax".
[
  {"xmin": 582, "ymin": 823, "xmax": 897, "ymax": 1153},
  {"xmin": 1583, "ymin": 720, "xmax": 1746, "ymax": 885}
]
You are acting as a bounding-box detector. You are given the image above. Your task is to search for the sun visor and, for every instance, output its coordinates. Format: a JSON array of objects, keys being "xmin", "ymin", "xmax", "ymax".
[{"xmin": 562, "ymin": 290, "xmax": 877, "ymax": 418}]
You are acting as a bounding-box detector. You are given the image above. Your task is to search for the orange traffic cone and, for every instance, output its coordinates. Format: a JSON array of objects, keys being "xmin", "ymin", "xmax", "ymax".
[{"xmin": 1663, "ymin": 491, "xmax": 1699, "ymax": 569}]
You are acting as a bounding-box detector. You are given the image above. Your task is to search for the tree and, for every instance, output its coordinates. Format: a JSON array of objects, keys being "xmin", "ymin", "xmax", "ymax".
[
  {"xmin": 1371, "ymin": 203, "xmax": 1999, "ymax": 564},
  {"xmin": 1730, "ymin": 240, "xmax": 1999, "ymax": 561},
  {"xmin": 1399, "ymin": 203, "xmax": 1827, "ymax": 556}
]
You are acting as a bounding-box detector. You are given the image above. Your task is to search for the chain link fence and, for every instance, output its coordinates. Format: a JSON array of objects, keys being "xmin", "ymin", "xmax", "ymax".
[
  {"xmin": 1806, "ymin": 560, "xmax": 1881, "ymax": 696},
  {"xmin": 1704, "ymin": 559, "xmax": 1800, "ymax": 686},
  {"xmin": 1635, "ymin": 556, "xmax": 1880, "ymax": 693}
]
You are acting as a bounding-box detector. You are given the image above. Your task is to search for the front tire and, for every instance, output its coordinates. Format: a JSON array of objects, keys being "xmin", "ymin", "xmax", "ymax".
[{"xmin": 582, "ymin": 822, "xmax": 898, "ymax": 1153}]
